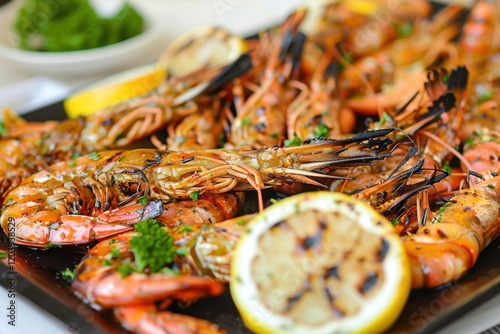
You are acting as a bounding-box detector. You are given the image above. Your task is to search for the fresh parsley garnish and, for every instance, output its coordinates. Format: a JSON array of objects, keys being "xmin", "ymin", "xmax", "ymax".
[
  {"xmin": 284, "ymin": 133, "xmax": 303, "ymax": 147},
  {"xmin": 138, "ymin": 195, "xmax": 148, "ymax": 207},
  {"xmin": 130, "ymin": 219, "xmax": 176, "ymax": 274},
  {"xmin": 0, "ymin": 122, "xmax": 7, "ymax": 136},
  {"xmin": 60, "ymin": 267, "xmax": 76, "ymax": 283},
  {"xmin": 189, "ymin": 191, "xmax": 199, "ymax": 201},
  {"xmin": 313, "ymin": 124, "xmax": 329, "ymax": 138},
  {"xmin": 89, "ymin": 152, "xmax": 101, "ymax": 161}
]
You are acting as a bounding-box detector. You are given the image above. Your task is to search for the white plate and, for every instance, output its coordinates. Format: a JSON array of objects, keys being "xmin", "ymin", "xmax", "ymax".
[{"xmin": 0, "ymin": 0, "xmax": 166, "ymax": 77}]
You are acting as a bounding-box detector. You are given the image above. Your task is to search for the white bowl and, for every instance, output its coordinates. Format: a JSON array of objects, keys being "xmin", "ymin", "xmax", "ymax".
[{"xmin": 0, "ymin": 0, "xmax": 166, "ymax": 77}]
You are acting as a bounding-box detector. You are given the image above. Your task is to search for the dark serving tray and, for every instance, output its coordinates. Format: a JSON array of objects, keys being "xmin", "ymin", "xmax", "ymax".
[
  {"xmin": 1, "ymin": 91, "xmax": 500, "ymax": 334},
  {"xmin": 1, "ymin": 2, "xmax": 499, "ymax": 330}
]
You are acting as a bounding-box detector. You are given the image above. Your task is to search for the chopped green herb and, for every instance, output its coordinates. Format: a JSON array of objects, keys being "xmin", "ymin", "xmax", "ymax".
[
  {"xmin": 477, "ymin": 90, "xmax": 493, "ymax": 103},
  {"xmin": 117, "ymin": 263, "xmax": 135, "ymax": 278},
  {"xmin": 378, "ymin": 111, "xmax": 392, "ymax": 127},
  {"xmin": 436, "ymin": 202, "xmax": 451, "ymax": 215},
  {"xmin": 189, "ymin": 191, "xmax": 199, "ymax": 201},
  {"xmin": 391, "ymin": 218, "xmax": 399, "ymax": 226},
  {"xmin": 110, "ymin": 247, "xmax": 122, "ymax": 258},
  {"xmin": 284, "ymin": 133, "xmax": 303, "ymax": 147},
  {"xmin": 313, "ymin": 124, "xmax": 329, "ymax": 138},
  {"xmin": 108, "ymin": 238, "xmax": 117, "ymax": 244},
  {"xmin": 60, "ymin": 267, "xmax": 76, "ymax": 283},
  {"xmin": 442, "ymin": 161, "xmax": 452, "ymax": 175},
  {"xmin": 14, "ymin": 0, "xmax": 145, "ymax": 52},
  {"xmin": 130, "ymin": 219, "xmax": 175, "ymax": 273},
  {"xmin": 176, "ymin": 246, "xmax": 188, "ymax": 257},
  {"xmin": 270, "ymin": 132, "xmax": 280, "ymax": 139},
  {"xmin": 89, "ymin": 152, "xmax": 101, "ymax": 161},
  {"xmin": 160, "ymin": 267, "xmax": 180, "ymax": 275},
  {"xmin": 0, "ymin": 121, "xmax": 7, "ymax": 136},
  {"xmin": 67, "ymin": 160, "xmax": 76, "ymax": 167},
  {"xmin": 442, "ymin": 74, "xmax": 449, "ymax": 84},
  {"xmin": 487, "ymin": 184, "xmax": 495, "ymax": 189},
  {"xmin": 138, "ymin": 195, "xmax": 148, "ymax": 207},
  {"xmin": 103, "ymin": 258, "xmax": 112, "ymax": 266},
  {"xmin": 236, "ymin": 219, "xmax": 246, "ymax": 226},
  {"xmin": 342, "ymin": 52, "xmax": 352, "ymax": 64},
  {"xmin": 217, "ymin": 133, "xmax": 226, "ymax": 147},
  {"xmin": 393, "ymin": 22, "xmax": 413, "ymax": 38},
  {"xmin": 40, "ymin": 144, "xmax": 49, "ymax": 155},
  {"xmin": 241, "ymin": 118, "xmax": 252, "ymax": 126},
  {"xmin": 180, "ymin": 225, "xmax": 193, "ymax": 234},
  {"xmin": 462, "ymin": 136, "xmax": 476, "ymax": 147}
]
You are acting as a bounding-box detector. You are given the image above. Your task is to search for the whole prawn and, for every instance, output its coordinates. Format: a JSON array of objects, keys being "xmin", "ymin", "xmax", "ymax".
[
  {"xmin": 227, "ymin": 10, "xmax": 306, "ymax": 149},
  {"xmin": 71, "ymin": 225, "xmax": 230, "ymax": 333},
  {"xmin": 1, "ymin": 128, "xmax": 400, "ymax": 247},
  {"xmin": 338, "ymin": 4, "xmax": 463, "ymax": 116},
  {"xmin": 0, "ymin": 56, "xmax": 251, "ymax": 203},
  {"xmin": 404, "ymin": 176, "xmax": 500, "ymax": 289}
]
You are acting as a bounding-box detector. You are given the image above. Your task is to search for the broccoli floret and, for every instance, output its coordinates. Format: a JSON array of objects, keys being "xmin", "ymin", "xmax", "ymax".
[{"xmin": 130, "ymin": 219, "xmax": 175, "ymax": 273}]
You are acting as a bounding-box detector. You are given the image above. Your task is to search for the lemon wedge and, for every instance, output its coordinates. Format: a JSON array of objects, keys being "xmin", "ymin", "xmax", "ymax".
[
  {"xmin": 64, "ymin": 64, "xmax": 165, "ymax": 118},
  {"xmin": 230, "ymin": 191, "xmax": 411, "ymax": 334},
  {"xmin": 156, "ymin": 25, "xmax": 247, "ymax": 76}
]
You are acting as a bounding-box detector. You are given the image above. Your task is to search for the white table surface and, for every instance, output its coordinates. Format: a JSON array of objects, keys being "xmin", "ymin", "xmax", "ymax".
[{"xmin": 0, "ymin": 0, "xmax": 498, "ymax": 333}]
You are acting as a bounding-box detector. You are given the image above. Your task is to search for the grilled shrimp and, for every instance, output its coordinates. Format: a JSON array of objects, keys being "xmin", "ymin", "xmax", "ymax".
[
  {"xmin": 69, "ymin": 215, "xmax": 256, "ymax": 333},
  {"xmin": 115, "ymin": 305, "xmax": 227, "ymax": 334},
  {"xmin": 1, "ymin": 129, "xmax": 401, "ymax": 247},
  {"xmin": 227, "ymin": 10, "xmax": 306, "ymax": 149},
  {"xmin": 0, "ymin": 56, "xmax": 251, "ymax": 203},
  {"xmin": 71, "ymin": 228, "xmax": 228, "ymax": 333},
  {"xmin": 404, "ymin": 176, "xmax": 500, "ymax": 289}
]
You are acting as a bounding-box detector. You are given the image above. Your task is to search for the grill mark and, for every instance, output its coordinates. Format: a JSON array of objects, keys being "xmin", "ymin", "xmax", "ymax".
[
  {"xmin": 303, "ymin": 218, "xmax": 326, "ymax": 250},
  {"xmin": 285, "ymin": 283, "xmax": 310, "ymax": 313},
  {"xmin": 145, "ymin": 151, "xmax": 163, "ymax": 168},
  {"xmin": 181, "ymin": 157, "xmax": 195, "ymax": 164},
  {"xmin": 359, "ymin": 271, "xmax": 379, "ymax": 295},
  {"xmin": 325, "ymin": 265, "xmax": 340, "ymax": 279},
  {"xmin": 378, "ymin": 238, "xmax": 389, "ymax": 262},
  {"xmin": 285, "ymin": 292, "xmax": 303, "ymax": 312},
  {"xmin": 437, "ymin": 229, "xmax": 447, "ymax": 238}
]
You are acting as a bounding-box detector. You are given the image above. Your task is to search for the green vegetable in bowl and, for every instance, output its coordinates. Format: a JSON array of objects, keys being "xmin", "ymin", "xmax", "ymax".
[{"xmin": 13, "ymin": 0, "xmax": 145, "ymax": 52}]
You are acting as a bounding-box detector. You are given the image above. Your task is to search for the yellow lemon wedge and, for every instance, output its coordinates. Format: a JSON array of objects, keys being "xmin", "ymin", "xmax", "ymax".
[
  {"xmin": 64, "ymin": 65, "xmax": 165, "ymax": 118},
  {"xmin": 156, "ymin": 25, "xmax": 247, "ymax": 77},
  {"xmin": 230, "ymin": 191, "xmax": 411, "ymax": 334}
]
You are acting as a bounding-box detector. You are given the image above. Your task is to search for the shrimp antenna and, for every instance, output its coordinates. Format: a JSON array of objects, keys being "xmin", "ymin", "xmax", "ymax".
[
  {"xmin": 421, "ymin": 208, "xmax": 429, "ymax": 227},
  {"xmin": 467, "ymin": 170, "xmax": 484, "ymax": 182}
]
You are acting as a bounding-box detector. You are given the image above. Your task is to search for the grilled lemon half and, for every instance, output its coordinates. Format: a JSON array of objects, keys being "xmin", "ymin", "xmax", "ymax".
[
  {"xmin": 156, "ymin": 25, "xmax": 247, "ymax": 76},
  {"xmin": 230, "ymin": 191, "xmax": 411, "ymax": 334}
]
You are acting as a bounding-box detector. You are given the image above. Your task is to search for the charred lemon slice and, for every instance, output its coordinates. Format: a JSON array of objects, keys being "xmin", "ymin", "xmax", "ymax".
[
  {"xmin": 156, "ymin": 25, "xmax": 247, "ymax": 76},
  {"xmin": 230, "ymin": 191, "xmax": 411, "ymax": 334}
]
